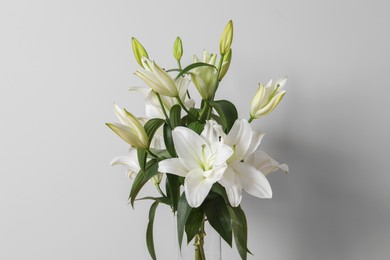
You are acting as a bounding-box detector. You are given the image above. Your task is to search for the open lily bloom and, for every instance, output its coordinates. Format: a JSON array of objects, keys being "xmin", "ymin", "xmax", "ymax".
[
  {"xmin": 158, "ymin": 121, "xmax": 233, "ymax": 207},
  {"xmin": 219, "ymin": 119, "xmax": 273, "ymax": 207}
]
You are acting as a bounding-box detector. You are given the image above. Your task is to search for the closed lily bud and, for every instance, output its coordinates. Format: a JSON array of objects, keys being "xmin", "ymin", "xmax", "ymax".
[
  {"xmin": 219, "ymin": 20, "xmax": 233, "ymax": 55},
  {"xmin": 190, "ymin": 50, "xmax": 218, "ymax": 99},
  {"xmin": 250, "ymin": 77, "xmax": 287, "ymax": 119},
  {"xmin": 218, "ymin": 48, "xmax": 232, "ymax": 81},
  {"xmin": 134, "ymin": 58, "xmax": 179, "ymax": 97},
  {"xmin": 132, "ymin": 37, "xmax": 149, "ymax": 68},
  {"xmin": 106, "ymin": 104, "xmax": 149, "ymax": 148},
  {"xmin": 173, "ymin": 36, "xmax": 183, "ymax": 61}
]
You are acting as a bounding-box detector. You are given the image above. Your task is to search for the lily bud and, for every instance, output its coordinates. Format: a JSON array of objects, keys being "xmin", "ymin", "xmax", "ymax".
[
  {"xmin": 134, "ymin": 58, "xmax": 179, "ymax": 97},
  {"xmin": 132, "ymin": 37, "xmax": 149, "ymax": 68},
  {"xmin": 218, "ymin": 48, "xmax": 232, "ymax": 81},
  {"xmin": 173, "ymin": 36, "xmax": 183, "ymax": 61},
  {"xmin": 106, "ymin": 104, "xmax": 149, "ymax": 148},
  {"xmin": 219, "ymin": 20, "xmax": 233, "ymax": 55},
  {"xmin": 250, "ymin": 77, "xmax": 287, "ymax": 119},
  {"xmin": 190, "ymin": 50, "xmax": 218, "ymax": 99}
]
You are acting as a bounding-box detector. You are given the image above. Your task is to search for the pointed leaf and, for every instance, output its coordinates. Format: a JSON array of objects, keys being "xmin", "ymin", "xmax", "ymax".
[
  {"xmin": 144, "ymin": 159, "xmax": 158, "ymax": 179},
  {"xmin": 170, "ymin": 104, "xmax": 182, "ymax": 128},
  {"xmin": 136, "ymin": 196, "xmax": 171, "ymax": 206},
  {"xmin": 209, "ymin": 100, "xmax": 238, "ymax": 133},
  {"xmin": 185, "ymin": 208, "xmax": 204, "ymax": 244},
  {"xmin": 175, "ymin": 62, "xmax": 217, "ymax": 80},
  {"xmin": 203, "ymin": 196, "xmax": 232, "ymax": 246},
  {"xmin": 228, "ymin": 205, "xmax": 251, "ymax": 260},
  {"xmin": 177, "ymin": 193, "xmax": 192, "ymax": 248},
  {"xmin": 187, "ymin": 122, "xmax": 204, "ymax": 135},
  {"xmin": 146, "ymin": 201, "xmax": 159, "ymax": 260},
  {"xmin": 137, "ymin": 148, "xmax": 147, "ymax": 172},
  {"xmin": 144, "ymin": 118, "xmax": 165, "ymax": 140},
  {"xmin": 166, "ymin": 173, "xmax": 180, "ymax": 212},
  {"xmin": 163, "ymin": 123, "xmax": 177, "ymax": 157},
  {"xmin": 130, "ymin": 160, "xmax": 160, "ymax": 207}
]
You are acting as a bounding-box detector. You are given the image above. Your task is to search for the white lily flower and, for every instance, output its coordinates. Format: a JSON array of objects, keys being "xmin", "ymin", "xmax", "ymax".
[
  {"xmin": 250, "ymin": 77, "xmax": 287, "ymax": 119},
  {"xmin": 111, "ymin": 148, "xmax": 140, "ymax": 178},
  {"xmin": 106, "ymin": 104, "xmax": 149, "ymax": 148},
  {"xmin": 111, "ymin": 148, "xmax": 163, "ymax": 185},
  {"xmin": 245, "ymin": 150, "xmax": 289, "ymax": 176},
  {"xmin": 219, "ymin": 119, "xmax": 272, "ymax": 207},
  {"xmin": 190, "ymin": 50, "xmax": 218, "ymax": 100},
  {"xmin": 134, "ymin": 57, "xmax": 179, "ymax": 97},
  {"xmin": 158, "ymin": 121, "xmax": 233, "ymax": 208}
]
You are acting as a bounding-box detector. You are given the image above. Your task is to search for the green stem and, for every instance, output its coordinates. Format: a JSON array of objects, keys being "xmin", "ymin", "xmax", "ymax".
[
  {"xmin": 199, "ymin": 100, "xmax": 211, "ymax": 123},
  {"xmin": 155, "ymin": 92, "xmax": 172, "ymax": 129},
  {"xmin": 155, "ymin": 183, "xmax": 166, "ymax": 197},
  {"xmin": 194, "ymin": 218, "xmax": 206, "ymax": 260},
  {"xmin": 178, "ymin": 60, "xmax": 192, "ymax": 100},
  {"xmin": 146, "ymin": 148, "xmax": 158, "ymax": 159},
  {"xmin": 211, "ymin": 54, "xmax": 225, "ymax": 100},
  {"xmin": 248, "ymin": 116, "xmax": 254, "ymax": 123},
  {"xmin": 175, "ymin": 96, "xmax": 201, "ymax": 123}
]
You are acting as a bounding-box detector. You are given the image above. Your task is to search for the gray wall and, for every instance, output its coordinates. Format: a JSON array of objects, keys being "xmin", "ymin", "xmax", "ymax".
[{"xmin": 1, "ymin": 0, "xmax": 389, "ymax": 259}]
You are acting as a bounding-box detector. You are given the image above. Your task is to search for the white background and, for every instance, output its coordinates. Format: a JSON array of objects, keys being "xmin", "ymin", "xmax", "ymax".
[{"xmin": 1, "ymin": 0, "xmax": 389, "ymax": 259}]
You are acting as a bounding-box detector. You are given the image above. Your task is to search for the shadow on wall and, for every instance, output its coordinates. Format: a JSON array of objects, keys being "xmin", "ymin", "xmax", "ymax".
[{"xmin": 242, "ymin": 138, "xmax": 390, "ymax": 260}]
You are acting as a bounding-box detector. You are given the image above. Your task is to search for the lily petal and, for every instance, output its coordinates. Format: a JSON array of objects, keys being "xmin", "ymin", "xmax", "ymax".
[
  {"xmin": 218, "ymin": 165, "xmax": 236, "ymax": 187},
  {"xmin": 172, "ymin": 127, "xmax": 208, "ymax": 166},
  {"xmin": 225, "ymin": 184, "xmax": 243, "ymax": 207},
  {"xmin": 225, "ymin": 119, "xmax": 252, "ymax": 162},
  {"xmin": 245, "ymin": 130, "xmax": 265, "ymax": 158},
  {"xmin": 158, "ymin": 158, "xmax": 188, "ymax": 177},
  {"xmin": 233, "ymin": 162, "xmax": 272, "ymax": 198},
  {"xmin": 184, "ymin": 168, "xmax": 214, "ymax": 207},
  {"xmin": 249, "ymin": 150, "xmax": 289, "ymax": 176}
]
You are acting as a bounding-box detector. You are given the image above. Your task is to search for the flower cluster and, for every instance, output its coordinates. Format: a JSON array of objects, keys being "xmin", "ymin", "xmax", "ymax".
[{"xmin": 107, "ymin": 20, "xmax": 288, "ymax": 260}]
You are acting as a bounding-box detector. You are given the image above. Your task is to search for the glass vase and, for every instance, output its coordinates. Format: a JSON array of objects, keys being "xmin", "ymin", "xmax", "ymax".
[{"xmin": 175, "ymin": 215, "xmax": 221, "ymax": 260}]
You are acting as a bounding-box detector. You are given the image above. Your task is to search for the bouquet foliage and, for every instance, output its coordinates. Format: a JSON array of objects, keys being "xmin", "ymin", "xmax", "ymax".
[{"xmin": 107, "ymin": 20, "xmax": 288, "ymax": 260}]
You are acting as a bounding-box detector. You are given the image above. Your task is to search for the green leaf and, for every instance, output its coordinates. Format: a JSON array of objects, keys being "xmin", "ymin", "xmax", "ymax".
[
  {"xmin": 175, "ymin": 62, "xmax": 217, "ymax": 80},
  {"xmin": 187, "ymin": 121, "xmax": 204, "ymax": 135},
  {"xmin": 146, "ymin": 201, "xmax": 159, "ymax": 260},
  {"xmin": 163, "ymin": 123, "xmax": 176, "ymax": 157},
  {"xmin": 144, "ymin": 159, "xmax": 158, "ymax": 179},
  {"xmin": 203, "ymin": 196, "xmax": 232, "ymax": 247},
  {"xmin": 166, "ymin": 174, "xmax": 180, "ymax": 212},
  {"xmin": 136, "ymin": 196, "xmax": 171, "ymax": 206},
  {"xmin": 129, "ymin": 169, "xmax": 145, "ymax": 208},
  {"xmin": 177, "ymin": 193, "xmax": 192, "ymax": 248},
  {"xmin": 183, "ymin": 108, "xmax": 201, "ymax": 125},
  {"xmin": 129, "ymin": 160, "xmax": 159, "ymax": 207},
  {"xmin": 209, "ymin": 100, "xmax": 238, "ymax": 133},
  {"xmin": 228, "ymin": 206, "xmax": 251, "ymax": 260},
  {"xmin": 137, "ymin": 148, "xmax": 147, "ymax": 172},
  {"xmin": 149, "ymin": 148, "xmax": 171, "ymax": 160},
  {"xmin": 144, "ymin": 118, "xmax": 165, "ymax": 140},
  {"xmin": 211, "ymin": 183, "xmax": 229, "ymax": 204},
  {"xmin": 170, "ymin": 104, "xmax": 182, "ymax": 128},
  {"xmin": 166, "ymin": 68, "xmax": 181, "ymax": 73},
  {"xmin": 185, "ymin": 208, "xmax": 204, "ymax": 244}
]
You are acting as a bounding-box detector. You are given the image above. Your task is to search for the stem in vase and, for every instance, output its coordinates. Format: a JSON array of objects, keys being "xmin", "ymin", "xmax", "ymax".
[{"xmin": 194, "ymin": 218, "xmax": 206, "ymax": 260}]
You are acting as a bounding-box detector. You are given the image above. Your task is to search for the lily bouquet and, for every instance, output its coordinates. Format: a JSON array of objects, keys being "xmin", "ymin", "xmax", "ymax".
[{"xmin": 107, "ymin": 20, "xmax": 288, "ymax": 260}]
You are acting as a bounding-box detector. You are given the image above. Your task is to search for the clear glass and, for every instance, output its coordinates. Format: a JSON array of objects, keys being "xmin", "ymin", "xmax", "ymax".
[{"xmin": 175, "ymin": 215, "xmax": 221, "ymax": 260}]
